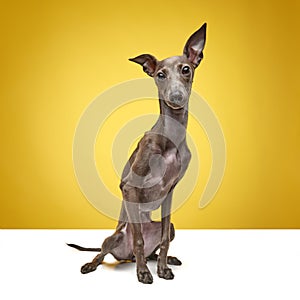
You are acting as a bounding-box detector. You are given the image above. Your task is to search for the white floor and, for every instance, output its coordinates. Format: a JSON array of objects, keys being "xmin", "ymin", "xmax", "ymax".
[{"xmin": 0, "ymin": 230, "xmax": 300, "ymax": 300}]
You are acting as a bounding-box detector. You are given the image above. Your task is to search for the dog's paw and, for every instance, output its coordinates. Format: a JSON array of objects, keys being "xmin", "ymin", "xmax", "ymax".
[
  {"xmin": 137, "ymin": 267, "xmax": 153, "ymax": 284},
  {"xmin": 81, "ymin": 262, "xmax": 97, "ymax": 274},
  {"xmin": 167, "ymin": 256, "xmax": 182, "ymax": 266},
  {"xmin": 157, "ymin": 266, "xmax": 174, "ymax": 280}
]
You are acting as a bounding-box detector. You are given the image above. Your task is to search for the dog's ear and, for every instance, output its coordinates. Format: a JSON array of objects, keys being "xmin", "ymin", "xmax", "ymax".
[
  {"xmin": 183, "ymin": 23, "xmax": 207, "ymax": 68},
  {"xmin": 129, "ymin": 54, "xmax": 157, "ymax": 77}
]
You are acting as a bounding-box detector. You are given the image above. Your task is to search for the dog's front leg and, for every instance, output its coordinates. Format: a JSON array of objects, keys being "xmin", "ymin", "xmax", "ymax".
[
  {"xmin": 123, "ymin": 187, "xmax": 153, "ymax": 284},
  {"xmin": 157, "ymin": 191, "xmax": 174, "ymax": 280},
  {"xmin": 130, "ymin": 222, "xmax": 153, "ymax": 284}
]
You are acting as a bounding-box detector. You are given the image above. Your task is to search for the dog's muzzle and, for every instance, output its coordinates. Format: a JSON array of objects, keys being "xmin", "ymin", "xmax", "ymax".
[{"xmin": 167, "ymin": 92, "xmax": 186, "ymax": 109}]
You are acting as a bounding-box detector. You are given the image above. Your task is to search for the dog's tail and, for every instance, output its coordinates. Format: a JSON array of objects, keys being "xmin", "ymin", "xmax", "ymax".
[{"xmin": 67, "ymin": 243, "xmax": 101, "ymax": 252}]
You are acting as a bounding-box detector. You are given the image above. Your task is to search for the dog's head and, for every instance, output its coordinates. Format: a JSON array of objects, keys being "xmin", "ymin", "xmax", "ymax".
[{"xmin": 129, "ymin": 23, "xmax": 206, "ymax": 110}]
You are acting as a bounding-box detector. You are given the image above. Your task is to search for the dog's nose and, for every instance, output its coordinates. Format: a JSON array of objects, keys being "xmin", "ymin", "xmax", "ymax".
[{"xmin": 169, "ymin": 92, "xmax": 184, "ymax": 104}]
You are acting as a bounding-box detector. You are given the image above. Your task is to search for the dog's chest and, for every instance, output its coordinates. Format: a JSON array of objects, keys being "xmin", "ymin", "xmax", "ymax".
[
  {"xmin": 164, "ymin": 149, "xmax": 178, "ymax": 165},
  {"xmin": 159, "ymin": 148, "xmax": 181, "ymax": 187},
  {"xmin": 147, "ymin": 144, "xmax": 190, "ymax": 187}
]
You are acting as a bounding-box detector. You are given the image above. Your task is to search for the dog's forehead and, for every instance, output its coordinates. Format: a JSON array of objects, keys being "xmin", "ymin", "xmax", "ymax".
[{"xmin": 158, "ymin": 56, "xmax": 188, "ymax": 69}]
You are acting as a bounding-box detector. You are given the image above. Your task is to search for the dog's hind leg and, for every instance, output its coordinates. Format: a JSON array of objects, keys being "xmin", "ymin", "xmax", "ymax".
[
  {"xmin": 147, "ymin": 252, "xmax": 182, "ymax": 266},
  {"xmin": 81, "ymin": 230, "xmax": 124, "ymax": 274}
]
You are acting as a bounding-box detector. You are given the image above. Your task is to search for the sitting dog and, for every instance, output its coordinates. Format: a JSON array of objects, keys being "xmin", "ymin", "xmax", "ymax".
[{"xmin": 68, "ymin": 23, "xmax": 207, "ymax": 284}]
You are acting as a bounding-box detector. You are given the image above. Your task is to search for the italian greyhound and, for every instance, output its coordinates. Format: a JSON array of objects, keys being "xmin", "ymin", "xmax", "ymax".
[{"xmin": 68, "ymin": 23, "xmax": 207, "ymax": 284}]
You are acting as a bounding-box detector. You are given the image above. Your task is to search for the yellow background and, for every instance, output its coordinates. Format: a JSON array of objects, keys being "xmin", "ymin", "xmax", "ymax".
[{"xmin": 1, "ymin": 0, "xmax": 299, "ymax": 228}]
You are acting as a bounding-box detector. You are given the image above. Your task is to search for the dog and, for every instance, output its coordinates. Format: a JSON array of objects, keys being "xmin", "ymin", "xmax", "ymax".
[{"xmin": 68, "ymin": 23, "xmax": 207, "ymax": 284}]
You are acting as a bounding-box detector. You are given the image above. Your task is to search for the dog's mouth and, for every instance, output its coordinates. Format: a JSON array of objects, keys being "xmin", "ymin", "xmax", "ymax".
[{"xmin": 165, "ymin": 101, "xmax": 186, "ymax": 110}]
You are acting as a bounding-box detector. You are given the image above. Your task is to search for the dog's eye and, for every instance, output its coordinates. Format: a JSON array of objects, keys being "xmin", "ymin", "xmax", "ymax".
[
  {"xmin": 157, "ymin": 72, "xmax": 166, "ymax": 80},
  {"xmin": 182, "ymin": 66, "xmax": 190, "ymax": 75}
]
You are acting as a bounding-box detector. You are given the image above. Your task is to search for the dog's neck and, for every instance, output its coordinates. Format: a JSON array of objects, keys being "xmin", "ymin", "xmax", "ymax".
[
  {"xmin": 151, "ymin": 99, "xmax": 189, "ymax": 148},
  {"xmin": 158, "ymin": 99, "xmax": 189, "ymax": 128}
]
